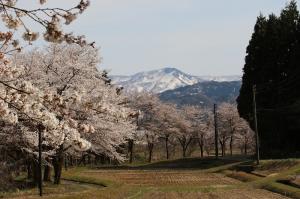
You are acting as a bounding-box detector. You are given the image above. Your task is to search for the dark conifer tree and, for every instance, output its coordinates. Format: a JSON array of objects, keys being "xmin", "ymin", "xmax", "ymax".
[{"xmin": 238, "ymin": 1, "xmax": 300, "ymax": 157}]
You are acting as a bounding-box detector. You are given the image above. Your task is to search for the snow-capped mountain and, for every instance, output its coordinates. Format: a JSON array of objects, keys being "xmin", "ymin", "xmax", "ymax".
[{"xmin": 112, "ymin": 67, "xmax": 241, "ymax": 93}]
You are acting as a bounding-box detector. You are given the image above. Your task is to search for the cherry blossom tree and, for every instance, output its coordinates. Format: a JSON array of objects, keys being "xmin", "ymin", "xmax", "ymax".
[
  {"xmin": 153, "ymin": 102, "xmax": 179, "ymax": 160},
  {"xmin": 235, "ymin": 118, "xmax": 254, "ymax": 155},
  {"xmin": 0, "ymin": 0, "xmax": 91, "ymax": 49},
  {"xmin": 0, "ymin": 58, "xmax": 92, "ymax": 184},
  {"xmin": 128, "ymin": 93, "xmax": 164, "ymax": 162},
  {"xmin": 172, "ymin": 106, "xmax": 195, "ymax": 158},
  {"xmin": 176, "ymin": 106, "xmax": 214, "ymax": 158},
  {"xmin": 217, "ymin": 103, "xmax": 240, "ymax": 156},
  {"xmin": 194, "ymin": 108, "xmax": 214, "ymax": 158},
  {"xmin": 0, "ymin": 0, "xmax": 92, "ymax": 185},
  {"xmin": 0, "ymin": 0, "xmax": 138, "ymax": 186},
  {"xmin": 10, "ymin": 44, "xmax": 136, "ymax": 182},
  {"xmin": 216, "ymin": 103, "xmax": 255, "ymax": 157}
]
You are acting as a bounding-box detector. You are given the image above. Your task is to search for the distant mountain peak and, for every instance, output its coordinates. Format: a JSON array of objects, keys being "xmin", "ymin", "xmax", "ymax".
[
  {"xmin": 112, "ymin": 67, "xmax": 241, "ymax": 93},
  {"xmin": 160, "ymin": 67, "xmax": 181, "ymax": 73}
]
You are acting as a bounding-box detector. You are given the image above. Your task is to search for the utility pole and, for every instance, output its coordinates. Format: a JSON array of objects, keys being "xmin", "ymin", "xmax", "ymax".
[
  {"xmin": 253, "ymin": 85, "xmax": 260, "ymax": 165},
  {"xmin": 214, "ymin": 104, "xmax": 219, "ymax": 159},
  {"xmin": 37, "ymin": 124, "xmax": 44, "ymax": 197}
]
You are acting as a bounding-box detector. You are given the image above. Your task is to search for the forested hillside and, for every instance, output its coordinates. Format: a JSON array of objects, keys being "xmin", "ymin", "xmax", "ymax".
[{"xmin": 160, "ymin": 81, "xmax": 241, "ymax": 107}]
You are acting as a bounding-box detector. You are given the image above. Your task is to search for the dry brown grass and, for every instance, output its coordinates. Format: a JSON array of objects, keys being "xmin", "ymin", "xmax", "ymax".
[
  {"xmin": 3, "ymin": 159, "xmax": 295, "ymax": 199},
  {"xmin": 141, "ymin": 188, "xmax": 289, "ymax": 199},
  {"xmin": 82, "ymin": 170, "xmax": 239, "ymax": 186},
  {"xmin": 57, "ymin": 168, "xmax": 289, "ymax": 199}
]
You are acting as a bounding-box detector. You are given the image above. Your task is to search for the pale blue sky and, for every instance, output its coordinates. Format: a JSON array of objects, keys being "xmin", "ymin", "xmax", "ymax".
[{"xmin": 15, "ymin": 0, "xmax": 300, "ymax": 75}]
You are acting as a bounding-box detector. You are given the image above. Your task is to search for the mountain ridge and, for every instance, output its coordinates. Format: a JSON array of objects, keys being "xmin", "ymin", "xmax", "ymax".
[
  {"xmin": 112, "ymin": 67, "xmax": 241, "ymax": 93},
  {"xmin": 159, "ymin": 81, "xmax": 242, "ymax": 107}
]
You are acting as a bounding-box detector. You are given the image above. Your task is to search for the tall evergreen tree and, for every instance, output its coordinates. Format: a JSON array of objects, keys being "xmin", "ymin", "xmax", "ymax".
[{"xmin": 237, "ymin": 1, "xmax": 300, "ymax": 157}]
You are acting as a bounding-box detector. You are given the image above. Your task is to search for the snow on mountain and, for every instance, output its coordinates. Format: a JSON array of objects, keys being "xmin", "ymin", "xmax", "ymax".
[
  {"xmin": 112, "ymin": 67, "xmax": 241, "ymax": 93},
  {"xmin": 197, "ymin": 75, "xmax": 241, "ymax": 82}
]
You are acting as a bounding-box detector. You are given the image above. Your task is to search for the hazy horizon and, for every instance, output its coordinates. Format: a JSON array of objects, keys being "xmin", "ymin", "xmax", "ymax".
[{"xmin": 110, "ymin": 67, "xmax": 242, "ymax": 77}]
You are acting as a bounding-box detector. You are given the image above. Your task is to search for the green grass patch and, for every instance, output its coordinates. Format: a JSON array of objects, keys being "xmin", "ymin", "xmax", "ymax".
[
  {"xmin": 223, "ymin": 170, "xmax": 261, "ymax": 182},
  {"xmin": 63, "ymin": 167, "xmax": 113, "ymax": 187},
  {"xmin": 262, "ymin": 182, "xmax": 300, "ymax": 199}
]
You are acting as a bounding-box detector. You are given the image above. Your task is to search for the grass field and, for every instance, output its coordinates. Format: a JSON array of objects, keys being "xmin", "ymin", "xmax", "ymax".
[{"xmin": 2, "ymin": 157, "xmax": 299, "ymax": 199}]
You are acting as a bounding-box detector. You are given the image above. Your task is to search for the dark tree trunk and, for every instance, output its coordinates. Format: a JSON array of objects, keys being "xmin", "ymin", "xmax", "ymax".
[
  {"xmin": 53, "ymin": 151, "xmax": 64, "ymax": 185},
  {"xmin": 100, "ymin": 155, "xmax": 105, "ymax": 164},
  {"xmin": 88, "ymin": 155, "xmax": 91, "ymax": 165},
  {"xmin": 244, "ymin": 143, "xmax": 248, "ymax": 155},
  {"xmin": 128, "ymin": 139, "xmax": 134, "ymax": 163},
  {"xmin": 220, "ymin": 140, "xmax": 225, "ymax": 157},
  {"xmin": 32, "ymin": 160, "xmax": 40, "ymax": 186},
  {"xmin": 198, "ymin": 135, "xmax": 204, "ymax": 158},
  {"xmin": 75, "ymin": 158, "xmax": 78, "ymax": 166},
  {"xmin": 69, "ymin": 156, "xmax": 73, "ymax": 167},
  {"xmin": 27, "ymin": 161, "xmax": 33, "ymax": 180},
  {"xmin": 44, "ymin": 165, "xmax": 51, "ymax": 182},
  {"xmin": 178, "ymin": 137, "xmax": 193, "ymax": 158},
  {"xmin": 147, "ymin": 143, "xmax": 154, "ymax": 163},
  {"xmin": 78, "ymin": 154, "xmax": 87, "ymax": 166},
  {"xmin": 64, "ymin": 154, "xmax": 68, "ymax": 171},
  {"xmin": 94, "ymin": 155, "xmax": 98, "ymax": 165},
  {"xmin": 83, "ymin": 155, "xmax": 86, "ymax": 166},
  {"xmin": 165, "ymin": 135, "xmax": 169, "ymax": 159},
  {"xmin": 182, "ymin": 147, "xmax": 187, "ymax": 157},
  {"xmin": 230, "ymin": 136, "xmax": 233, "ymax": 156}
]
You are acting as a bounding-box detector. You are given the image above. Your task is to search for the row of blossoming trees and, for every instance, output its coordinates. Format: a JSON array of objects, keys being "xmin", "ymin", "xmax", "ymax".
[
  {"xmin": 0, "ymin": 0, "xmax": 255, "ymax": 191},
  {"xmin": 128, "ymin": 93, "xmax": 255, "ymax": 163},
  {"xmin": 0, "ymin": 0, "xmax": 138, "ymax": 189}
]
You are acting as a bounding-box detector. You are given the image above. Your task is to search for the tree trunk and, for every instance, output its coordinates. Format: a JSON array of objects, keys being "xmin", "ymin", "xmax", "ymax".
[
  {"xmin": 53, "ymin": 152, "xmax": 64, "ymax": 184},
  {"xmin": 69, "ymin": 156, "xmax": 73, "ymax": 167},
  {"xmin": 230, "ymin": 136, "xmax": 233, "ymax": 156},
  {"xmin": 165, "ymin": 136, "xmax": 169, "ymax": 159},
  {"xmin": 32, "ymin": 160, "xmax": 40, "ymax": 186},
  {"xmin": 178, "ymin": 137, "xmax": 192, "ymax": 158},
  {"xmin": 64, "ymin": 154, "xmax": 68, "ymax": 171},
  {"xmin": 128, "ymin": 139, "xmax": 134, "ymax": 163},
  {"xmin": 100, "ymin": 155, "xmax": 105, "ymax": 164},
  {"xmin": 182, "ymin": 147, "xmax": 187, "ymax": 157},
  {"xmin": 147, "ymin": 143, "xmax": 154, "ymax": 163},
  {"xmin": 220, "ymin": 141, "xmax": 225, "ymax": 157},
  {"xmin": 88, "ymin": 155, "xmax": 91, "ymax": 165},
  {"xmin": 80, "ymin": 154, "xmax": 87, "ymax": 166},
  {"xmin": 206, "ymin": 150, "xmax": 210, "ymax": 156},
  {"xmin": 27, "ymin": 161, "xmax": 33, "ymax": 180},
  {"xmin": 44, "ymin": 165, "xmax": 51, "ymax": 182},
  {"xmin": 244, "ymin": 143, "xmax": 248, "ymax": 155},
  {"xmin": 198, "ymin": 135, "xmax": 204, "ymax": 158},
  {"xmin": 94, "ymin": 155, "xmax": 98, "ymax": 165}
]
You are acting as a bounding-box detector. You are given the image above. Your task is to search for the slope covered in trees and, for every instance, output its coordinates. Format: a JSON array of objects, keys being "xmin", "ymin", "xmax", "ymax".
[
  {"xmin": 160, "ymin": 81, "xmax": 241, "ymax": 107},
  {"xmin": 237, "ymin": 0, "xmax": 300, "ymax": 158}
]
